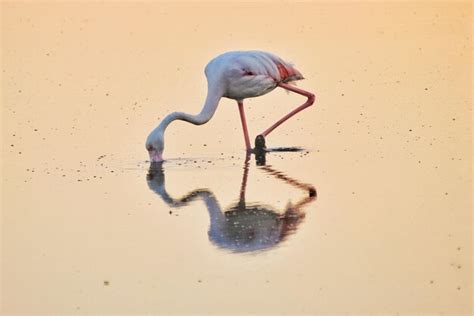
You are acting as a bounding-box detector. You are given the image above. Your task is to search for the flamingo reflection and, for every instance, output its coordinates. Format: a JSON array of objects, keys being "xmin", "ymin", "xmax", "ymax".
[{"xmin": 146, "ymin": 155, "xmax": 316, "ymax": 253}]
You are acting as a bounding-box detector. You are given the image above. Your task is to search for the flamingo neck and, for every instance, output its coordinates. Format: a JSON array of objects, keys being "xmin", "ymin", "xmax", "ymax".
[
  {"xmin": 157, "ymin": 87, "xmax": 223, "ymax": 134},
  {"xmin": 146, "ymin": 77, "xmax": 224, "ymax": 160},
  {"xmin": 146, "ymin": 167, "xmax": 225, "ymax": 226}
]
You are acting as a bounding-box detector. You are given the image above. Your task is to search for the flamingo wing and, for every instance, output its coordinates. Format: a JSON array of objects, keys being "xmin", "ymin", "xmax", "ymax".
[
  {"xmin": 205, "ymin": 50, "xmax": 305, "ymax": 100},
  {"xmin": 235, "ymin": 51, "xmax": 304, "ymax": 83},
  {"xmin": 259, "ymin": 51, "xmax": 304, "ymax": 83}
]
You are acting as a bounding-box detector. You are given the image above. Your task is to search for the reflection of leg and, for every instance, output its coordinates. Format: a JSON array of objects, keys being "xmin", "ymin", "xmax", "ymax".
[
  {"xmin": 260, "ymin": 165, "xmax": 316, "ymax": 198},
  {"xmin": 239, "ymin": 157, "xmax": 250, "ymax": 202},
  {"xmin": 255, "ymin": 151, "xmax": 266, "ymax": 166},
  {"xmin": 260, "ymin": 83, "xmax": 315, "ymax": 137},
  {"xmin": 254, "ymin": 135, "xmax": 266, "ymax": 166},
  {"xmin": 258, "ymin": 165, "xmax": 316, "ymax": 231},
  {"xmin": 237, "ymin": 101, "xmax": 251, "ymax": 151}
]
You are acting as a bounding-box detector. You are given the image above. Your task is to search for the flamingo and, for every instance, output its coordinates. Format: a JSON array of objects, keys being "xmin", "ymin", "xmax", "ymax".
[{"xmin": 146, "ymin": 50, "xmax": 315, "ymax": 162}]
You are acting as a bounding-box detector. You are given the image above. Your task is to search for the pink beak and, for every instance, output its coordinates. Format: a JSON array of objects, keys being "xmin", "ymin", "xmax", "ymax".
[{"xmin": 149, "ymin": 150, "xmax": 163, "ymax": 163}]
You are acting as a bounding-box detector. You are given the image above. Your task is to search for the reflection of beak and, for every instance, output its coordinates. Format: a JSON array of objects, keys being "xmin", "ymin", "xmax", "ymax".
[{"xmin": 149, "ymin": 150, "xmax": 163, "ymax": 162}]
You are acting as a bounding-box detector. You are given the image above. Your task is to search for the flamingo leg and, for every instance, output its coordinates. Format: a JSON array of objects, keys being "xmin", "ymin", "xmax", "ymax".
[
  {"xmin": 260, "ymin": 82, "xmax": 315, "ymax": 137},
  {"xmin": 237, "ymin": 101, "xmax": 252, "ymax": 152}
]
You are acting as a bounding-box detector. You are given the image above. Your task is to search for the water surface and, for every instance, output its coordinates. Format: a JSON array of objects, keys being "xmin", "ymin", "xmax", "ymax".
[{"xmin": 2, "ymin": 2, "xmax": 471, "ymax": 315}]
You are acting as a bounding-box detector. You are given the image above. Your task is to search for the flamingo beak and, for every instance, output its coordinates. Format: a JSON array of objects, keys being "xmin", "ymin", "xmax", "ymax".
[{"xmin": 149, "ymin": 150, "xmax": 163, "ymax": 163}]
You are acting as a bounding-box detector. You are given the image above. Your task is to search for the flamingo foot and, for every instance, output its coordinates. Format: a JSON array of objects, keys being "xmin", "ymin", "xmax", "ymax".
[
  {"xmin": 254, "ymin": 135, "xmax": 266, "ymax": 151},
  {"xmin": 254, "ymin": 135, "xmax": 267, "ymax": 166}
]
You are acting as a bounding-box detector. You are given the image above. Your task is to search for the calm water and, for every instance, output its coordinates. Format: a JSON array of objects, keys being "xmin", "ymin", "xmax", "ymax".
[{"xmin": 2, "ymin": 2, "xmax": 471, "ymax": 315}]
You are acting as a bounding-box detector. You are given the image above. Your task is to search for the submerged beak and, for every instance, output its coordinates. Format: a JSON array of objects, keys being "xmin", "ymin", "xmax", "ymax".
[{"xmin": 149, "ymin": 150, "xmax": 163, "ymax": 163}]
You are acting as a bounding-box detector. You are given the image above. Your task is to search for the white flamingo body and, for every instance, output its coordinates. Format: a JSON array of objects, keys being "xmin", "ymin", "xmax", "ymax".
[
  {"xmin": 146, "ymin": 50, "xmax": 314, "ymax": 162},
  {"xmin": 207, "ymin": 51, "xmax": 303, "ymax": 100}
]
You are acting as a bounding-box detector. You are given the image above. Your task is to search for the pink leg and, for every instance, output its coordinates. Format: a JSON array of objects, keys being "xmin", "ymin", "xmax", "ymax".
[
  {"xmin": 260, "ymin": 83, "xmax": 316, "ymax": 137},
  {"xmin": 237, "ymin": 101, "xmax": 251, "ymax": 151}
]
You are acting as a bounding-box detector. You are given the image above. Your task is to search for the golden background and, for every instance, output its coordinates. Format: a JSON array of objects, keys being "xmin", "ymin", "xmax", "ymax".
[{"xmin": 1, "ymin": 1, "xmax": 472, "ymax": 315}]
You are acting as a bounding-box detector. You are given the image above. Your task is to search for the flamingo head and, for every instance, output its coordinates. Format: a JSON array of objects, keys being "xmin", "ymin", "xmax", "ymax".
[{"xmin": 146, "ymin": 129, "xmax": 164, "ymax": 163}]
